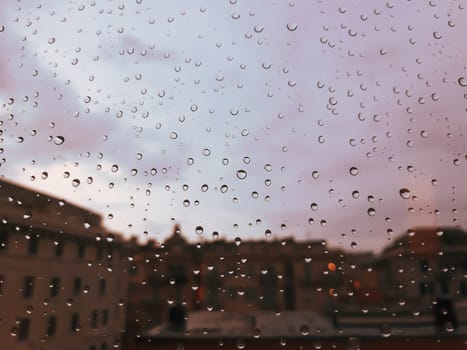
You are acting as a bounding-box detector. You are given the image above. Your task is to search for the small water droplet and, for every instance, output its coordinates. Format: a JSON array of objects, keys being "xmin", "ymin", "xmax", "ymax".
[
  {"xmin": 287, "ymin": 23, "xmax": 298, "ymax": 31},
  {"xmin": 53, "ymin": 136, "xmax": 65, "ymax": 145},
  {"xmin": 300, "ymin": 324, "xmax": 310, "ymax": 335},
  {"xmin": 349, "ymin": 167, "xmax": 359, "ymax": 176},
  {"xmin": 380, "ymin": 324, "xmax": 391, "ymax": 338}
]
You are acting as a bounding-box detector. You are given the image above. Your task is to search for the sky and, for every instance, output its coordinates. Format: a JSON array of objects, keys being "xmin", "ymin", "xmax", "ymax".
[{"xmin": 0, "ymin": 0, "xmax": 467, "ymax": 252}]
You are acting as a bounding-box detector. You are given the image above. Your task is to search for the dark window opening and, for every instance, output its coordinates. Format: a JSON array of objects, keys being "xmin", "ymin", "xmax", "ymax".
[
  {"xmin": 99, "ymin": 278, "xmax": 106, "ymax": 295},
  {"xmin": 18, "ymin": 318, "xmax": 30, "ymax": 341},
  {"xmin": 73, "ymin": 277, "xmax": 82, "ymax": 295},
  {"xmin": 102, "ymin": 309, "xmax": 109, "ymax": 325},
  {"xmin": 91, "ymin": 310, "xmax": 98, "ymax": 329},
  {"xmin": 71, "ymin": 313, "xmax": 80, "ymax": 332},
  {"xmin": 47, "ymin": 316, "xmax": 57, "ymax": 337},
  {"xmin": 419, "ymin": 282, "xmax": 434, "ymax": 296},
  {"xmin": 23, "ymin": 276, "xmax": 34, "ymax": 298},
  {"xmin": 0, "ymin": 274, "xmax": 4, "ymax": 296},
  {"xmin": 459, "ymin": 282, "xmax": 467, "ymax": 296},
  {"xmin": 28, "ymin": 235, "xmax": 39, "ymax": 254},
  {"xmin": 50, "ymin": 277, "xmax": 60, "ymax": 297},
  {"xmin": 97, "ymin": 245, "xmax": 103, "ymax": 261},
  {"xmin": 77, "ymin": 243, "xmax": 85, "ymax": 259},
  {"xmin": 420, "ymin": 259, "xmax": 430, "ymax": 272},
  {"xmin": 55, "ymin": 242, "xmax": 63, "ymax": 257},
  {"xmin": 0, "ymin": 228, "xmax": 8, "ymax": 250}
]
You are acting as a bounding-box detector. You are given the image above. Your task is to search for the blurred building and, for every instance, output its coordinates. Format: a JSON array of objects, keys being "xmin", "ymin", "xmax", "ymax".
[
  {"xmin": 373, "ymin": 226, "xmax": 467, "ymax": 307},
  {"xmin": 0, "ymin": 179, "xmax": 131, "ymax": 350},
  {"xmin": 136, "ymin": 309, "xmax": 467, "ymax": 350},
  {"xmin": 125, "ymin": 224, "xmax": 373, "ymax": 339}
]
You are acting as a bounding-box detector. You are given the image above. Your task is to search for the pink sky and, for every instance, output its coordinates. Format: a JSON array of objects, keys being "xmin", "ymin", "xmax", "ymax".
[{"xmin": 1, "ymin": 0, "xmax": 467, "ymax": 252}]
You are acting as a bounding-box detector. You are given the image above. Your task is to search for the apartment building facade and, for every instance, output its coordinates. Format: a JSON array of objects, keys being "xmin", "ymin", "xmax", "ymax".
[{"xmin": 0, "ymin": 179, "xmax": 131, "ymax": 350}]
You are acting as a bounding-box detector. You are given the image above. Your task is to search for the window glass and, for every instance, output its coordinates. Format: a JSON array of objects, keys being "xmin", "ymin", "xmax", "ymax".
[{"xmin": 1, "ymin": 1, "xmax": 467, "ymax": 349}]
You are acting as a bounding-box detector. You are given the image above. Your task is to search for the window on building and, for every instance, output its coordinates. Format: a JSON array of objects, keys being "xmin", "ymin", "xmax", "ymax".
[
  {"xmin": 73, "ymin": 277, "xmax": 82, "ymax": 295},
  {"xmin": 55, "ymin": 241, "xmax": 63, "ymax": 257},
  {"xmin": 0, "ymin": 228, "xmax": 8, "ymax": 250},
  {"xmin": 50, "ymin": 277, "xmax": 60, "ymax": 297},
  {"xmin": 28, "ymin": 235, "xmax": 39, "ymax": 255},
  {"xmin": 17, "ymin": 318, "xmax": 30, "ymax": 341},
  {"xmin": 304, "ymin": 263, "xmax": 312, "ymax": 283},
  {"xmin": 0, "ymin": 275, "xmax": 4, "ymax": 296},
  {"xmin": 47, "ymin": 316, "xmax": 57, "ymax": 337},
  {"xmin": 102, "ymin": 309, "xmax": 109, "ymax": 326},
  {"xmin": 459, "ymin": 282, "xmax": 467, "ymax": 297},
  {"xmin": 91, "ymin": 310, "xmax": 98, "ymax": 330},
  {"xmin": 441, "ymin": 280, "xmax": 450, "ymax": 295},
  {"xmin": 419, "ymin": 282, "xmax": 434, "ymax": 296},
  {"xmin": 99, "ymin": 278, "xmax": 106, "ymax": 296},
  {"xmin": 96, "ymin": 245, "xmax": 103, "ymax": 261},
  {"xmin": 71, "ymin": 313, "xmax": 80, "ymax": 332},
  {"xmin": 23, "ymin": 276, "xmax": 34, "ymax": 298},
  {"xmin": 77, "ymin": 243, "xmax": 85, "ymax": 259},
  {"xmin": 420, "ymin": 259, "xmax": 430, "ymax": 273}
]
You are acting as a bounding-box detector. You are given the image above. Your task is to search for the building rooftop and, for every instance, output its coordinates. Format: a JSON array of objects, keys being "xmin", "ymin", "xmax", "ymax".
[{"xmin": 143, "ymin": 309, "xmax": 467, "ymax": 340}]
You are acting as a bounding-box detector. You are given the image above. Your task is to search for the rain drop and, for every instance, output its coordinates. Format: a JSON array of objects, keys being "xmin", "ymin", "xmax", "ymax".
[
  {"xmin": 236, "ymin": 170, "xmax": 247, "ymax": 180},
  {"xmin": 399, "ymin": 188, "xmax": 411, "ymax": 199},
  {"xmin": 287, "ymin": 23, "xmax": 298, "ymax": 31}
]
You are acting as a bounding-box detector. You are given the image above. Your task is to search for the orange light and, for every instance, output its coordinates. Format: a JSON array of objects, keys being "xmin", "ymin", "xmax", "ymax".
[
  {"xmin": 328, "ymin": 262, "xmax": 336, "ymax": 271},
  {"xmin": 354, "ymin": 280, "xmax": 361, "ymax": 289}
]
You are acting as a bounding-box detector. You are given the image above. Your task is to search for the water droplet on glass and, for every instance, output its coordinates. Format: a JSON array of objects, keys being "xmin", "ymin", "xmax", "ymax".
[
  {"xmin": 236, "ymin": 170, "xmax": 247, "ymax": 180},
  {"xmin": 444, "ymin": 321, "xmax": 455, "ymax": 332},
  {"xmin": 287, "ymin": 23, "xmax": 298, "ymax": 31},
  {"xmin": 349, "ymin": 167, "xmax": 359, "ymax": 176},
  {"xmin": 380, "ymin": 324, "xmax": 391, "ymax": 338},
  {"xmin": 72, "ymin": 179, "xmax": 80, "ymax": 187},
  {"xmin": 10, "ymin": 327, "xmax": 19, "ymax": 337},
  {"xmin": 399, "ymin": 188, "xmax": 411, "ymax": 199},
  {"xmin": 300, "ymin": 324, "xmax": 310, "ymax": 335},
  {"xmin": 195, "ymin": 226, "xmax": 204, "ymax": 235}
]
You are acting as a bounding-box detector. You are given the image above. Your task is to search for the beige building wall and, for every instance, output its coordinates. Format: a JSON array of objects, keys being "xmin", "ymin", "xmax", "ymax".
[{"xmin": 0, "ymin": 179, "xmax": 130, "ymax": 350}]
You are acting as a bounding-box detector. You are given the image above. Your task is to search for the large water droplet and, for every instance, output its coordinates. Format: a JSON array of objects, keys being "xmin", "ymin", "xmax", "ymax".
[
  {"xmin": 236, "ymin": 170, "xmax": 247, "ymax": 180},
  {"xmin": 54, "ymin": 136, "xmax": 65, "ymax": 145},
  {"xmin": 399, "ymin": 188, "xmax": 411, "ymax": 199}
]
